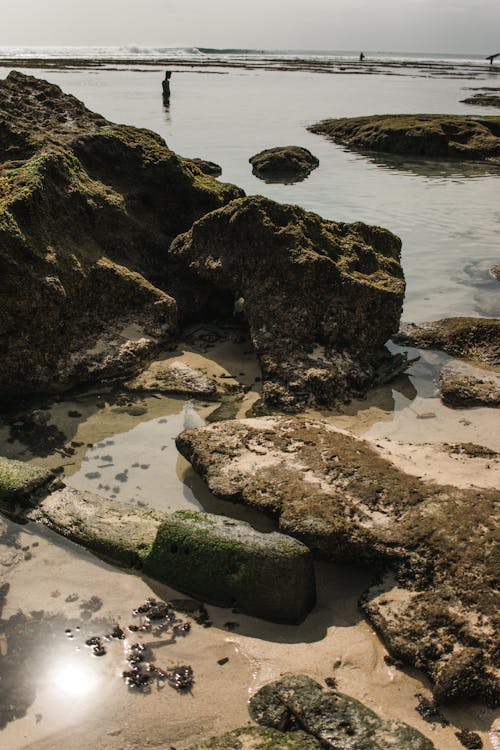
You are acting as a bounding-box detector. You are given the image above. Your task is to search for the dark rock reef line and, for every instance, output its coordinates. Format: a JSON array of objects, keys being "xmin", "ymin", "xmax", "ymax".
[
  {"xmin": 0, "ymin": 71, "xmax": 241, "ymax": 400},
  {"xmin": 169, "ymin": 195, "xmax": 405, "ymax": 409},
  {"xmin": 308, "ymin": 114, "xmax": 500, "ymax": 162},
  {"xmin": 177, "ymin": 417, "xmax": 500, "ymax": 705}
]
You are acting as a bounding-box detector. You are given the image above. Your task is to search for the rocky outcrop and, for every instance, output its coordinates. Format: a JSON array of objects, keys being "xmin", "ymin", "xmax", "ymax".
[
  {"xmin": 144, "ymin": 510, "xmax": 316, "ymax": 622},
  {"xmin": 0, "ymin": 71, "xmax": 242, "ymax": 400},
  {"xmin": 124, "ymin": 360, "xmax": 221, "ymax": 397},
  {"xmin": 308, "ymin": 114, "xmax": 500, "ymax": 162},
  {"xmin": 169, "ymin": 196, "xmax": 405, "ymax": 409},
  {"xmin": 249, "ymin": 146, "xmax": 319, "ymax": 183},
  {"xmin": 491, "ymin": 265, "xmax": 500, "ymax": 281},
  {"xmin": 183, "ymin": 158, "xmax": 222, "ymax": 177},
  {"xmin": 177, "ymin": 417, "xmax": 500, "ymax": 704},
  {"xmin": 461, "ymin": 93, "xmax": 500, "ymax": 108},
  {"xmin": 0, "ymin": 457, "xmax": 56, "ymax": 508},
  {"xmin": 394, "ymin": 318, "xmax": 500, "ymax": 367},
  {"xmin": 248, "ymin": 675, "xmax": 435, "ymax": 749},
  {"xmin": 188, "ymin": 726, "xmax": 322, "ymax": 750},
  {"xmin": 440, "ymin": 361, "xmax": 500, "ymax": 407}
]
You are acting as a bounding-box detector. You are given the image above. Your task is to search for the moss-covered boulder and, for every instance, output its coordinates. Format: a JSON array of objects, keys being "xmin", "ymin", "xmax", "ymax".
[
  {"xmin": 308, "ymin": 114, "xmax": 500, "ymax": 162},
  {"xmin": 0, "ymin": 457, "xmax": 55, "ymax": 513},
  {"xmin": 169, "ymin": 195, "xmax": 405, "ymax": 409},
  {"xmin": 249, "ymin": 675, "xmax": 435, "ymax": 749},
  {"xmin": 188, "ymin": 726, "xmax": 322, "ymax": 750},
  {"xmin": 177, "ymin": 417, "xmax": 500, "ymax": 704},
  {"xmin": 394, "ymin": 318, "xmax": 500, "ymax": 367},
  {"xmin": 0, "ymin": 71, "xmax": 242, "ymax": 400},
  {"xmin": 144, "ymin": 510, "xmax": 316, "ymax": 623},
  {"xmin": 249, "ymin": 146, "xmax": 319, "ymax": 183}
]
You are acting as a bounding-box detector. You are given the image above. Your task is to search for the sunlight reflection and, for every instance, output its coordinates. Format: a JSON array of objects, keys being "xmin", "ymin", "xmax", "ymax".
[{"xmin": 47, "ymin": 657, "xmax": 100, "ymax": 698}]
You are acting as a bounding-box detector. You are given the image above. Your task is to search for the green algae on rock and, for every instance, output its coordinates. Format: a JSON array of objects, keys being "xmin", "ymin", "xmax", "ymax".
[
  {"xmin": 0, "ymin": 457, "xmax": 55, "ymax": 511},
  {"xmin": 308, "ymin": 114, "xmax": 500, "ymax": 163},
  {"xmin": 176, "ymin": 417, "xmax": 500, "ymax": 705},
  {"xmin": 169, "ymin": 195, "xmax": 405, "ymax": 410},
  {"xmin": 249, "ymin": 674, "xmax": 435, "ymax": 749},
  {"xmin": 187, "ymin": 726, "xmax": 322, "ymax": 750},
  {"xmin": 144, "ymin": 510, "xmax": 316, "ymax": 623},
  {"xmin": 0, "ymin": 71, "xmax": 242, "ymax": 401},
  {"xmin": 249, "ymin": 146, "xmax": 319, "ymax": 183}
]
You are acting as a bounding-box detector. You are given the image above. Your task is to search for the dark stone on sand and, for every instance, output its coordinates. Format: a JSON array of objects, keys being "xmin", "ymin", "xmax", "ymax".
[
  {"xmin": 177, "ymin": 416, "xmax": 500, "ymax": 705},
  {"xmin": 308, "ymin": 114, "xmax": 500, "ymax": 163},
  {"xmin": 461, "ymin": 93, "xmax": 500, "ymax": 108},
  {"xmin": 0, "ymin": 72, "xmax": 242, "ymax": 401},
  {"xmin": 169, "ymin": 195, "xmax": 405, "ymax": 409},
  {"xmin": 249, "ymin": 146, "xmax": 319, "ymax": 182},
  {"xmin": 248, "ymin": 674, "xmax": 435, "ymax": 749},
  {"xmin": 394, "ymin": 318, "xmax": 500, "ymax": 367},
  {"xmin": 144, "ymin": 510, "xmax": 316, "ymax": 623}
]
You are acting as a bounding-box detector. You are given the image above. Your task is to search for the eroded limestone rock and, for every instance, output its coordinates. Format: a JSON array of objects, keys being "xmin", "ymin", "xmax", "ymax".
[
  {"xmin": 177, "ymin": 417, "xmax": 500, "ymax": 704},
  {"xmin": 440, "ymin": 361, "xmax": 500, "ymax": 407},
  {"xmin": 169, "ymin": 195, "xmax": 405, "ymax": 409},
  {"xmin": 309, "ymin": 114, "xmax": 500, "ymax": 162}
]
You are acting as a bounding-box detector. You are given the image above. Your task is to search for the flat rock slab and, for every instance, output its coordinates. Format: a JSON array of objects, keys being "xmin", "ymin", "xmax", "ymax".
[
  {"xmin": 249, "ymin": 146, "xmax": 319, "ymax": 183},
  {"xmin": 144, "ymin": 510, "xmax": 316, "ymax": 623},
  {"xmin": 27, "ymin": 487, "xmax": 314, "ymax": 623},
  {"xmin": 394, "ymin": 317, "xmax": 500, "ymax": 367},
  {"xmin": 440, "ymin": 361, "xmax": 500, "ymax": 407},
  {"xmin": 125, "ymin": 360, "xmax": 220, "ymax": 397},
  {"xmin": 249, "ymin": 674, "xmax": 435, "ymax": 749},
  {"xmin": 308, "ymin": 114, "xmax": 500, "ymax": 162},
  {"xmin": 177, "ymin": 416, "xmax": 500, "ymax": 704},
  {"xmin": 0, "ymin": 457, "xmax": 56, "ymax": 511},
  {"xmin": 461, "ymin": 94, "xmax": 500, "ymax": 108}
]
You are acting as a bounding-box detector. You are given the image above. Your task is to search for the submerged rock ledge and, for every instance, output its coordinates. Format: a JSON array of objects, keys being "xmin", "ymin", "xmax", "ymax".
[
  {"xmin": 177, "ymin": 416, "xmax": 500, "ymax": 705},
  {"xmin": 308, "ymin": 114, "xmax": 500, "ymax": 162}
]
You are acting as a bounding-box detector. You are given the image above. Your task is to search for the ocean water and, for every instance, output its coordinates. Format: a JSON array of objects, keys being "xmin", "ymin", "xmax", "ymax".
[{"xmin": 4, "ymin": 63, "xmax": 499, "ymax": 323}]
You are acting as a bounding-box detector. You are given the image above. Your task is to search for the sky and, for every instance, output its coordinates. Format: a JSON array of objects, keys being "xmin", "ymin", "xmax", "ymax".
[{"xmin": 1, "ymin": 0, "xmax": 499, "ymax": 54}]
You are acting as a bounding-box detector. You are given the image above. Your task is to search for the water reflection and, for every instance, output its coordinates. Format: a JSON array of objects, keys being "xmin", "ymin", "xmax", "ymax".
[{"xmin": 358, "ymin": 151, "xmax": 500, "ymax": 179}]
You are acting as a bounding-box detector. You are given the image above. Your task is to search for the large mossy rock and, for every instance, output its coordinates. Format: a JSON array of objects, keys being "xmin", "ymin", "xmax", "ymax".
[
  {"xmin": 188, "ymin": 726, "xmax": 322, "ymax": 750},
  {"xmin": 249, "ymin": 146, "xmax": 319, "ymax": 183},
  {"xmin": 248, "ymin": 675, "xmax": 435, "ymax": 749},
  {"xmin": 169, "ymin": 195, "xmax": 405, "ymax": 409},
  {"xmin": 177, "ymin": 417, "xmax": 500, "ymax": 704},
  {"xmin": 144, "ymin": 510, "xmax": 316, "ymax": 623},
  {"xmin": 309, "ymin": 114, "xmax": 500, "ymax": 162},
  {"xmin": 0, "ymin": 72, "xmax": 242, "ymax": 400}
]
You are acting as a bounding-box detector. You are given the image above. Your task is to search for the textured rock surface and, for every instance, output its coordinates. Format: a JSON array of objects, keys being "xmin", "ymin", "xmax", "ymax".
[
  {"xmin": 0, "ymin": 71, "xmax": 242, "ymax": 400},
  {"xmin": 125, "ymin": 359, "xmax": 220, "ymax": 397},
  {"xmin": 184, "ymin": 158, "xmax": 223, "ymax": 177},
  {"xmin": 0, "ymin": 457, "xmax": 55, "ymax": 510},
  {"xmin": 170, "ymin": 195, "xmax": 405, "ymax": 409},
  {"xmin": 249, "ymin": 146, "xmax": 319, "ymax": 182},
  {"xmin": 177, "ymin": 417, "xmax": 500, "ymax": 704},
  {"xmin": 440, "ymin": 361, "xmax": 500, "ymax": 407},
  {"xmin": 461, "ymin": 93, "xmax": 500, "ymax": 108},
  {"xmin": 187, "ymin": 726, "xmax": 322, "ymax": 750},
  {"xmin": 248, "ymin": 675, "xmax": 435, "ymax": 749},
  {"xmin": 309, "ymin": 114, "xmax": 500, "ymax": 162},
  {"xmin": 144, "ymin": 510, "xmax": 316, "ymax": 622},
  {"xmin": 490, "ymin": 265, "xmax": 500, "ymax": 281},
  {"xmin": 394, "ymin": 318, "xmax": 500, "ymax": 367}
]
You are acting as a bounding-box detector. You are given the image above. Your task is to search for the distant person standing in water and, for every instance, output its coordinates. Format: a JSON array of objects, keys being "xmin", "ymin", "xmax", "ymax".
[
  {"xmin": 359, "ymin": 52, "xmax": 365, "ymax": 61},
  {"xmin": 486, "ymin": 53, "xmax": 499, "ymax": 65}
]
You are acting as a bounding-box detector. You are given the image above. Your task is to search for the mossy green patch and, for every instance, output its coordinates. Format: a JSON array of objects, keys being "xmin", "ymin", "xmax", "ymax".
[{"xmin": 0, "ymin": 457, "xmax": 55, "ymax": 511}]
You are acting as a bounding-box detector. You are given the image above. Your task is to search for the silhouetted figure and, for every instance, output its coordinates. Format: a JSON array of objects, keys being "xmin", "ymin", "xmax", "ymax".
[
  {"xmin": 486, "ymin": 53, "xmax": 499, "ymax": 65},
  {"xmin": 359, "ymin": 52, "xmax": 365, "ymax": 62},
  {"xmin": 162, "ymin": 70, "xmax": 172, "ymax": 101}
]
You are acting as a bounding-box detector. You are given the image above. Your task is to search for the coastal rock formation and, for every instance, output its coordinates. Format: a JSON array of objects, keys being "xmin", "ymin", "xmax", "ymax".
[
  {"xmin": 491, "ymin": 265, "xmax": 500, "ymax": 281},
  {"xmin": 440, "ymin": 361, "xmax": 500, "ymax": 407},
  {"xmin": 188, "ymin": 726, "xmax": 322, "ymax": 750},
  {"xmin": 0, "ymin": 457, "xmax": 55, "ymax": 508},
  {"xmin": 248, "ymin": 675, "xmax": 435, "ymax": 749},
  {"xmin": 169, "ymin": 196, "xmax": 405, "ymax": 409},
  {"xmin": 184, "ymin": 158, "xmax": 223, "ymax": 177},
  {"xmin": 249, "ymin": 146, "xmax": 319, "ymax": 182},
  {"xmin": 0, "ymin": 71, "xmax": 242, "ymax": 400},
  {"xmin": 308, "ymin": 114, "xmax": 500, "ymax": 162},
  {"xmin": 461, "ymin": 93, "xmax": 500, "ymax": 108},
  {"xmin": 394, "ymin": 318, "xmax": 500, "ymax": 367},
  {"xmin": 177, "ymin": 417, "xmax": 500, "ymax": 704},
  {"xmin": 124, "ymin": 360, "xmax": 221, "ymax": 397},
  {"xmin": 144, "ymin": 510, "xmax": 316, "ymax": 622}
]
